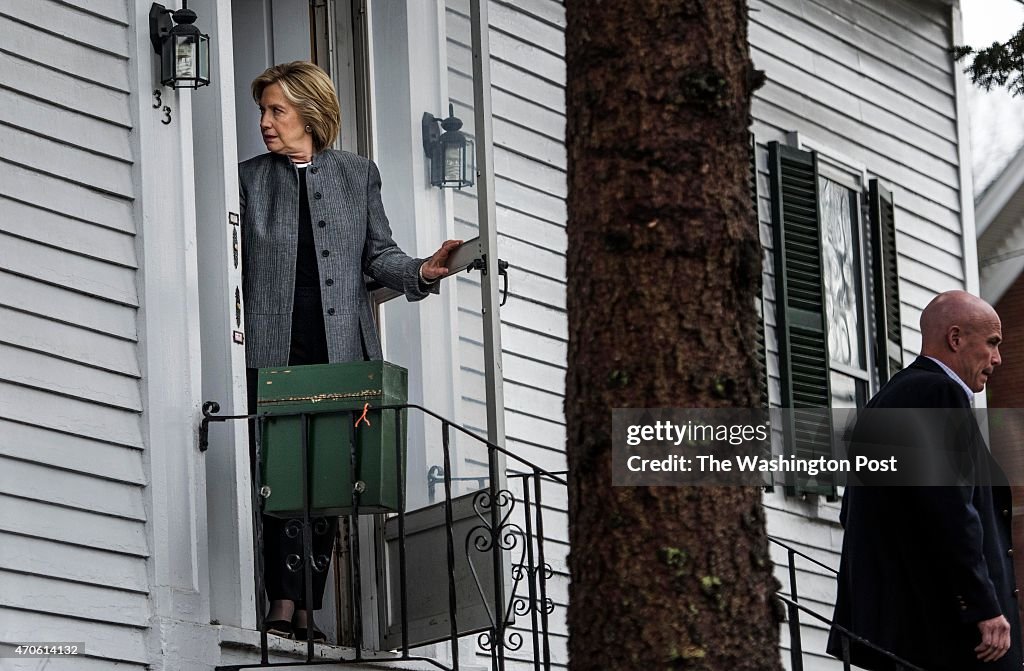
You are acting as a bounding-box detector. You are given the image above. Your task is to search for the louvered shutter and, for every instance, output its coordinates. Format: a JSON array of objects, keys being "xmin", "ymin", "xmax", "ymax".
[
  {"xmin": 768, "ymin": 142, "xmax": 834, "ymax": 497},
  {"xmin": 752, "ymin": 136, "xmax": 775, "ymax": 492},
  {"xmin": 752, "ymin": 134, "xmax": 770, "ymax": 410},
  {"xmin": 869, "ymin": 179, "xmax": 903, "ymax": 384}
]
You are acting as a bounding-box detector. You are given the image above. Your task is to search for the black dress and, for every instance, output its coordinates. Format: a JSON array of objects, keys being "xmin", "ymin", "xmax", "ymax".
[{"xmin": 247, "ymin": 165, "xmax": 340, "ymax": 610}]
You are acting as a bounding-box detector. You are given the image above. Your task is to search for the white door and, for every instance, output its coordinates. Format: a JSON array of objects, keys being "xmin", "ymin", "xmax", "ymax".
[{"xmin": 230, "ymin": 0, "xmax": 373, "ymax": 646}]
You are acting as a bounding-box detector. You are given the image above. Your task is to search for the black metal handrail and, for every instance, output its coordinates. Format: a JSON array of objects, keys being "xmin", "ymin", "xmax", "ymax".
[
  {"xmin": 202, "ymin": 400, "xmax": 564, "ymax": 671},
  {"xmin": 200, "ymin": 398, "xmax": 927, "ymax": 671},
  {"xmin": 768, "ymin": 535, "xmax": 927, "ymax": 671}
]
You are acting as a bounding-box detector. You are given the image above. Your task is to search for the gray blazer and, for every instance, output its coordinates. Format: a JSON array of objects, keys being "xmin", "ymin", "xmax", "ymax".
[{"xmin": 239, "ymin": 149, "xmax": 434, "ymax": 368}]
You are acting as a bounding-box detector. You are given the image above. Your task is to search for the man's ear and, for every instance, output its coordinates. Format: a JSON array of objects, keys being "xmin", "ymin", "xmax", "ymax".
[{"xmin": 947, "ymin": 325, "xmax": 962, "ymax": 352}]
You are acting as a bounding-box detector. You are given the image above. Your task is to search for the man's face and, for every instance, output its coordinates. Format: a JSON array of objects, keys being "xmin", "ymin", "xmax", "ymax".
[{"xmin": 953, "ymin": 316, "xmax": 1003, "ymax": 392}]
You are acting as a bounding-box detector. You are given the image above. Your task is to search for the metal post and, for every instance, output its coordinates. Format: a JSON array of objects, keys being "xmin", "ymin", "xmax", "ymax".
[
  {"xmin": 520, "ymin": 476, "xmax": 540, "ymax": 671},
  {"xmin": 533, "ymin": 472, "xmax": 551, "ymax": 671},
  {"xmin": 787, "ymin": 548, "xmax": 803, "ymax": 671},
  {"xmin": 468, "ymin": 0, "xmax": 506, "ymax": 452},
  {"xmin": 488, "ymin": 445, "xmax": 505, "ymax": 671},
  {"xmin": 395, "ymin": 409, "xmax": 410, "ymax": 657},
  {"xmin": 253, "ymin": 415, "xmax": 269, "ymax": 664},
  {"xmin": 469, "ymin": 7, "xmax": 508, "ymax": 665},
  {"xmin": 441, "ymin": 422, "xmax": 460, "ymax": 670},
  {"xmin": 349, "ymin": 410, "xmax": 363, "ymax": 660},
  {"xmin": 301, "ymin": 413, "xmax": 314, "ymax": 661}
]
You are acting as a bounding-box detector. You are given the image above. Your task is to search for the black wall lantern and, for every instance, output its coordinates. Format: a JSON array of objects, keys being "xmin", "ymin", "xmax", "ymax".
[
  {"xmin": 422, "ymin": 104, "xmax": 474, "ymax": 189},
  {"xmin": 150, "ymin": 2, "xmax": 210, "ymax": 89}
]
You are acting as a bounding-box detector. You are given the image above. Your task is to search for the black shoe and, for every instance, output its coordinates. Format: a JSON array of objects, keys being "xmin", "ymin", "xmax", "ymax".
[
  {"xmin": 293, "ymin": 624, "xmax": 326, "ymax": 643},
  {"xmin": 264, "ymin": 620, "xmax": 292, "ymax": 638}
]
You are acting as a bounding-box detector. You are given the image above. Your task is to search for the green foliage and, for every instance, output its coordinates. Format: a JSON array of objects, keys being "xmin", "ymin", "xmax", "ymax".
[
  {"xmin": 698, "ymin": 575, "xmax": 722, "ymax": 593},
  {"xmin": 608, "ymin": 369, "xmax": 630, "ymax": 388},
  {"xmin": 667, "ymin": 644, "xmax": 707, "ymax": 664},
  {"xmin": 659, "ymin": 546, "xmax": 691, "ymax": 577},
  {"xmin": 678, "ymin": 69, "xmax": 730, "ymax": 110},
  {"xmin": 710, "ymin": 377, "xmax": 734, "ymax": 398},
  {"xmin": 953, "ymin": 26, "xmax": 1024, "ymax": 96}
]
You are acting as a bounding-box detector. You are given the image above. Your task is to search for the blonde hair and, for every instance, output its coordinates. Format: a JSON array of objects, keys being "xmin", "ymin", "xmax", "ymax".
[{"xmin": 252, "ymin": 61, "xmax": 340, "ymax": 152}]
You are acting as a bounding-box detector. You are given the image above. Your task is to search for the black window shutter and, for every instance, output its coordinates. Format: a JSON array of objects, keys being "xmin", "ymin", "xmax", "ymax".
[
  {"xmin": 751, "ymin": 134, "xmax": 770, "ymax": 410},
  {"xmin": 768, "ymin": 142, "xmax": 834, "ymax": 497},
  {"xmin": 869, "ymin": 179, "xmax": 903, "ymax": 384},
  {"xmin": 752, "ymin": 135, "xmax": 775, "ymax": 492}
]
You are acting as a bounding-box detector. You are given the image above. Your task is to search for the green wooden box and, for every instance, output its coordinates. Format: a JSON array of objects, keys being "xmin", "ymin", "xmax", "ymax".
[{"xmin": 256, "ymin": 361, "xmax": 408, "ymax": 517}]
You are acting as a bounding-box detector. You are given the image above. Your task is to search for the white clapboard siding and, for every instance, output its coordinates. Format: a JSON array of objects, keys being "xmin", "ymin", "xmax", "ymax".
[
  {"xmin": 0, "ymin": 89, "xmax": 134, "ymax": 163},
  {"xmin": 444, "ymin": 0, "xmax": 968, "ymax": 669},
  {"xmin": 446, "ymin": 2, "xmax": 569, "ymax": 667},
  {"xmin": 0, "ymin": 528, "xmax": 148, "ymax": 593},
  {"xmin": 0, "ymin": 125, "xmax": 135, "ymax": 199},
  {"xmin": 0, "ymin": 14, "xmax": 131, "ymax": 92},
  {"xmin": 0, "ymin": 274, "xmax": 138, "ymax": 340},
  {"xmin": 0, "ymin": 0, "xmax": 149, "ymax": 666},
  {"xmin": 0, "ymin": 51, "xmax": 133, "ymax": 128},
  {"xmin": 0, "ymin": 198, "xmax": 138, "ymax": 267},
  {"xmin": 54, "ymin": 0, "xmax": 130, "ymax": 24},
  {"xmin": 767, "ymin": 504, "xmax": 846, "ymax": 671},
  {"xmin": 0, "ymin": 420, "xmax": 144, "ymax": 484},
  {"xmin": 0, "ymin": 495, "xmax": 148, "ymax": 558},
  {"xmin": 0, "ymin": 233, "xmax": 139, "ymax": 307},
  {"xmin": 0, "ymin": 307, "xmax": 140, "ymax": 377},
  {"xmin": 754, "ymin": 1, "xmax": 966, "ymax": 661},
  {"xmin": 0, "ymin": 0, "xmax": 130, "ymax": 55},
  {"xmin": 0, "ymin": 609, "xmax": 149, "ymax": 668}
]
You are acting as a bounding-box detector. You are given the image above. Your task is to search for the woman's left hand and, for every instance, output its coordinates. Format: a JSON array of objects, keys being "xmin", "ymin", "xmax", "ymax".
[{"xmin": 421, "ymin": 239, "xmax": 464, "ymax": 281}]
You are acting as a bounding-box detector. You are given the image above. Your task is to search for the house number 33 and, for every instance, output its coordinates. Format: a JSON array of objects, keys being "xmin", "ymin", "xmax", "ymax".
[{"xmin": 152, "ymin": 90, "xmax": 172, "ymax": 125}]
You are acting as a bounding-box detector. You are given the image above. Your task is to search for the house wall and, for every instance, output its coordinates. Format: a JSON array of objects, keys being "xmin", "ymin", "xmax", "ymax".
[
  {"xmin": 752, "ymin": 0, "xmax": 968, "ymax": 668},
  {"xmin": 0, "ymin": 0, "xmax": 973, "ymax": 667},
  {"xmin": 987, "ymin": 273, "xmax": 1024, "ymax": 595},
  {"xmin": 0, "ymin": 0, "xmax": 152, "ymax": 666},
  {"xmin": 445, "ymin": 0, "xmax": 569, "ymax": 666},
  {"xmin": 989, "ymin": 272, "xmax": 1024, "ymax": 411},
  {"xmin": 446, "ymin": 0, "xmax": 971, "ymax": 669}
]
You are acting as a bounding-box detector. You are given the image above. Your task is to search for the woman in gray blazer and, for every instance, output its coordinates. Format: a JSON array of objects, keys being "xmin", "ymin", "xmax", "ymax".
[{"xmin": 240, "ymin": 61, "xmax": 459, "ymax": 641}]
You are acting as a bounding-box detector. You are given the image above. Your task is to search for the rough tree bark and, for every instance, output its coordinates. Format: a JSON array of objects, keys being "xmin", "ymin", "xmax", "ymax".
[{"xmin": 565, "ymin": 2, "xmax": 783, "ymax": 670}]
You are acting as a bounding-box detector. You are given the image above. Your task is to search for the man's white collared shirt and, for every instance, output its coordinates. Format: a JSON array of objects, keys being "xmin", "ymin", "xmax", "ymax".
[{"xmin": 924, "ymin": 356, "xmax": 974, "ymax": 405}]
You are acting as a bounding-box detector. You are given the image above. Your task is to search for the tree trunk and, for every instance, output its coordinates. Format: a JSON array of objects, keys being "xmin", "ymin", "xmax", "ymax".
[{"xmin": 564, "ymin": 2, "xmax": 783, "ymax": 670}]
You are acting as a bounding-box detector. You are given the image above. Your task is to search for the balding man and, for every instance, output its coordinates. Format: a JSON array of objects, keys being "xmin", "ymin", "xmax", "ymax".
[{"xmin": 827, "ymin": 291, "xmax": 1019, "ymax": 671}]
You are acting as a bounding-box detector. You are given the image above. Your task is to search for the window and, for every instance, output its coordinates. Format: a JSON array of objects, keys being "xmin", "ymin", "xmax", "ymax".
[
  {"xmin": 820, "ymin": 176, "xmax": 868, "ymax": 409},
  {"xmin": 766, "ymin": 141, "xmax": 903, "ymax": 496}
]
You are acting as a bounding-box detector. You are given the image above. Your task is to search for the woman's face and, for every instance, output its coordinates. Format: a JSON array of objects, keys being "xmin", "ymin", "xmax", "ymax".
[{"xmin": 258, "ymin": 82, "xmax": 313, "ymax": 160}]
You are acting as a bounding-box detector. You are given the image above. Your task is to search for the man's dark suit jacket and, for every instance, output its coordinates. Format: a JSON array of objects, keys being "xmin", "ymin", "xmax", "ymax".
[{"xmin": 827, "ymin": 356, "xmax": 1021, "ymax": 671}]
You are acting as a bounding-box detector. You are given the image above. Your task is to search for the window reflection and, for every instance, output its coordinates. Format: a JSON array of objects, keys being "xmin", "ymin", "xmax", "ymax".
[
  {"xmin": 819, "ymin": 178, "xmax": 865, "ymax": 369},
  {"xmin": 830, "ymin": 370, "xmax": 865, "ymax": 409}
]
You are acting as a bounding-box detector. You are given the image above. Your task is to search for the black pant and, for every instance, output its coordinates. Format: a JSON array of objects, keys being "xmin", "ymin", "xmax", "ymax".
[{"xmin": 248, "ymin": 287, "xmax": 339, "ymax": 610}]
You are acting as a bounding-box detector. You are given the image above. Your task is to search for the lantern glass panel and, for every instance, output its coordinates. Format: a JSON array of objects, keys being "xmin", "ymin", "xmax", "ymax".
[
  {"xmin": 175, "ymin": 35, "xmax": 197, "ymax": 78},
  {"xmin": 443, "ymin": 143, "xmax": 462, "ymax": 183},
  {"xmin": 161, "ymin": 37, "xmax": 174, "ymax": 85},
  {"xmin": 430, "ymin": 142, "xmax": 444, "ymax": 186},
  {"xmin": 197, "ymin": 33, "xmax": 210, "ymax": 83}
]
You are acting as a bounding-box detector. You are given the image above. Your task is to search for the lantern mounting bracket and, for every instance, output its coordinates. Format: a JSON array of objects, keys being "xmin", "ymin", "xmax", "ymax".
[
  {"xmin": 149, "ymin": 3, "xmax": 173, "ymax": 55},
  {"xmin": 422, "ymin": 112, "xmax": 442, "ymax": 157},
  {"xmin": 422, "ymin": 104, "xmax": 466, "ymax": 156}
]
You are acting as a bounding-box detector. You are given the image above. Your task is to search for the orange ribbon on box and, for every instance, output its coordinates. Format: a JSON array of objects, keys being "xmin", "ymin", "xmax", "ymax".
[{"xmin": 355, "ymin": 403, "xmax": 371, "ymax": 428}]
